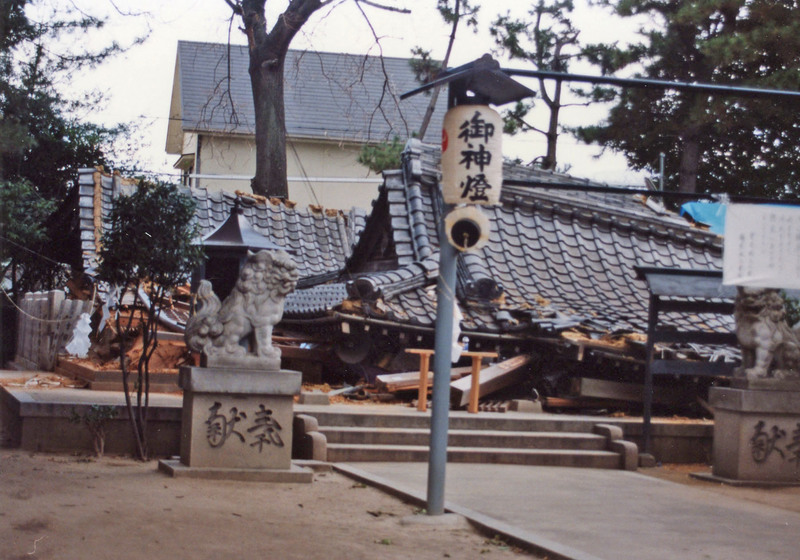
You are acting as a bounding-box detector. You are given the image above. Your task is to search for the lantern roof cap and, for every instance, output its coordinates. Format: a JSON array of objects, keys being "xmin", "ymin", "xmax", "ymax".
[
  {"xmin": 400, "ymin": 54, "xmax": 535, "ymax": 107},
  {"xmin": 198, "ymin": 199, "xmax": 292, "ymax": 253}
]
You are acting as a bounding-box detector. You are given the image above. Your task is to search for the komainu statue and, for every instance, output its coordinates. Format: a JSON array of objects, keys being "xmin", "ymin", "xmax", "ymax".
[
  {"xmin": 734, "ymin": 287, "xmax": 800, "ymax": 381},
  {"xmin": 185, "ymin": 250, "xmax": 299, "ymax": 370}
]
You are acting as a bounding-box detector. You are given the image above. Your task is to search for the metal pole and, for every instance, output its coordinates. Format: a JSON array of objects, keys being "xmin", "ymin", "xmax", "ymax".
[
  {"xmin": 643, "ymin": 294, "xmax": 659, "ymax": 456},
  {"xmin": 427, "ymin": 205, "xmax": 457, "ymax": 516},
  {"xmin": 659, "ymin": 153, "xmax": 665, "ymax": 192}
]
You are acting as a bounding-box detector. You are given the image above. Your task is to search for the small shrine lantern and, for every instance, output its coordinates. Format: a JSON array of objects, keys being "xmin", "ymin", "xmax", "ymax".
[{"xmin": 192, "ymin": 200, "xmax": 292, "ymax": 302}]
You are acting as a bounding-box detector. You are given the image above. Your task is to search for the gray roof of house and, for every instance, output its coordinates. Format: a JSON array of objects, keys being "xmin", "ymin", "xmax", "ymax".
[
  {"xmin": 171, "ymin": 41, "xmax": 448, "ymax": 144},
  {"xmin": 283, "ymin": 141, "xmax": 734, "ymax": 354}
]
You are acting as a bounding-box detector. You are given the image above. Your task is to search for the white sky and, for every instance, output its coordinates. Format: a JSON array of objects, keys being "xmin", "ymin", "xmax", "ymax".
[{"xmin": 54, "ymin": 0, "xmax": 651, "ymax": 185}]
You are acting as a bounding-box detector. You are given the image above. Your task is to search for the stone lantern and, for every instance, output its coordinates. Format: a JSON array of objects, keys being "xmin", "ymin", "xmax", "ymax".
[{"xmin": 192, "ymin": 199, "xmax": 292, "ymax": 302}]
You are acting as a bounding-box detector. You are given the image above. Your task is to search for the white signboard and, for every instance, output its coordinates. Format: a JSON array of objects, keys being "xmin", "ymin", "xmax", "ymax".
[
  {"xmin": 441, "ymin": 105, "xmax": 503, "ymax": 205},
  {"xmin": 723, "ymin": 203, "xmax": 800, "ymax": 289}
]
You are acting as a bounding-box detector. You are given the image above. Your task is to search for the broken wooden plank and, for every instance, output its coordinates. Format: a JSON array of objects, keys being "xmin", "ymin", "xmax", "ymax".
[
  {"xmin": 450, "ymin": 354, "xmax": 533, "ymax": 409},
  {"xmin": 543, "ymin": 396, "xmax": 632, "ymax": 410},
  {"xmin": 375, "ymin": 366, "xmax": 471, "ymax": 393}
]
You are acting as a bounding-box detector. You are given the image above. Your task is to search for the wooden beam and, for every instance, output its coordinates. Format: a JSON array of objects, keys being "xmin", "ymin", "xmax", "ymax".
[
  {"xmin": 450, "ymin": 354, "xmax": 533, "ymax": 409},
  {"xmin": 375, "ymin": 366, "xmax": 471, "ymax": 393}
]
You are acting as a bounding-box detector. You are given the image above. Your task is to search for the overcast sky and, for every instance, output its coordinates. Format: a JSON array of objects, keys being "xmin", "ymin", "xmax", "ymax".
[{"xmin": 57, "ymin": 0, "xmax": 650, "ymax": 186}]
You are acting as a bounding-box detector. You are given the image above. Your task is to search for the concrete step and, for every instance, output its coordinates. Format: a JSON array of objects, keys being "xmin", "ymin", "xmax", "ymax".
[
  {"xmin": 320, "ymin": 427, "xmax": 607, "ymax": 451},
  {"xmin": 326, "ymin": 443, "xmax": 623, "ymax": 469},
  {"xmin": 306, "ymin": 409, "xmax": 602, "ymax": 433},
  {"xmin": 294, "ymin": 408, "xmax": 641, "ymax": 470}
]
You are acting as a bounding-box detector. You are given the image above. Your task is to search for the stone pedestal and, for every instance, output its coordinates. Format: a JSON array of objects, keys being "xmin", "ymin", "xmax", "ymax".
[
  {"xmin": 708, "ymin": 384, "xmax": 800, "ymax": 485},
  {"xmin": 159, "ymin": 366, "xmax": 312, "ymax": 482}
]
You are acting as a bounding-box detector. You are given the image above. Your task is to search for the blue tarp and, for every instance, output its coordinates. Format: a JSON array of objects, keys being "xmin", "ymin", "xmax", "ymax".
[{"xmin": 680, "ymin": 202, "xmax": 727, "ymax": 235}]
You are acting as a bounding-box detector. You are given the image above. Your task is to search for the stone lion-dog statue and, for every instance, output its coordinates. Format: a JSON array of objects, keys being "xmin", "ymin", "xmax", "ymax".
[
  {"xmin": 185, "ymin": 250, "xmax": 299, "ymax": 370},
  {"xmin": 734, "ymin": 286, "xmax": 800, "ymax": 381}
]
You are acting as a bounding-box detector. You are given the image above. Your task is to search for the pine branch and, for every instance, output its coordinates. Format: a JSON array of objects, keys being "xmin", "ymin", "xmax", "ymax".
[{"xmin": 356, "ymin": 0, "xmax": 410, "ymax": 13}]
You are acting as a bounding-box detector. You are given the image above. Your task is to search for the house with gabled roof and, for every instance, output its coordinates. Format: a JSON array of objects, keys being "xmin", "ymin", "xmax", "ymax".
[{"xmin": 165, "ymin": 41, "xmax": 447, "ymax": 210}]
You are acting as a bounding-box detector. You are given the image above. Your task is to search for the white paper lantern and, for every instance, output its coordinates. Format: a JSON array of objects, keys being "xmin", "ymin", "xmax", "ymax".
[{"xmin": 441, "ymin": 105, "xmax": 503, "ymax": 205}]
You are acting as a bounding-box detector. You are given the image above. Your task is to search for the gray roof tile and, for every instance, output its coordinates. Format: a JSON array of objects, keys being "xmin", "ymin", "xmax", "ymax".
[
  {"xmin": 174, "ymin": 41, "xmax": 447, "ymax": 144},
  {"xmin": 290, "ymin": 140, "xmax": 733, "ymax": 353},
  {"xmin": 79, "ymin": 169, "xmax": 365, "ymax": 284}
]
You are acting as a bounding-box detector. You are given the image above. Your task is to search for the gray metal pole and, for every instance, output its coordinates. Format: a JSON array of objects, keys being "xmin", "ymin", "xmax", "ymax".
[
  {"xmin": 659, "ymin": 153, "xmax": 665, "ymax": 191},
  {"xmin": 427, "ymin": 206, "xmax": 457, "ymax": 515}
]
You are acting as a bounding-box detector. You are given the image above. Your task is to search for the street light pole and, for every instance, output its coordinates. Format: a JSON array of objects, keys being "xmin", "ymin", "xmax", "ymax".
[{"xmin": 426, "ymin": 207, "xmax": 457, "ymax": 515}]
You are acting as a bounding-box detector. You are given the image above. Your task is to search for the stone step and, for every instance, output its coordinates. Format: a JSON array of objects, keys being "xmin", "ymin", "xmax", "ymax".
[
  {"xmin": 304, "ymin": 409, "xmax": 602, "ymax": 433},
  {"xmin": 320, "ymin": 427, "xmax": 607, "ymax": 451},
  {"xmin": 54, "ymin": 360, "xmax": 180, "ymax": 392},
  {"xmin": 326, "ymin": 443, "xmax": 623, "ymax": 469}
]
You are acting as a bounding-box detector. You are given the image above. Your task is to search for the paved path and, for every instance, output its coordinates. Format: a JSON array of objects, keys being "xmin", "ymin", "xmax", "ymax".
[{"xmin": 337, "ymin": 462, "xmax": 800, "ymax": 560}]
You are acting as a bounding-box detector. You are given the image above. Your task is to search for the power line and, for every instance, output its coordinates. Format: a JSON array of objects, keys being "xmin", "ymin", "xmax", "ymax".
[{"xmin": 0, "ymin": 235, "xmax": 66, "ymax": 268}]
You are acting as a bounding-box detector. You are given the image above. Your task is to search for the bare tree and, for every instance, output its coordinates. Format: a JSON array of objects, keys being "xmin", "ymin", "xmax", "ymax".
[
  {"xmin": 224, "ymin": 0, "xmax": 409, "ymax": 198},
  {"xmin": 412, "ymin": 0, "xmax": 479, "ymax": 141}
]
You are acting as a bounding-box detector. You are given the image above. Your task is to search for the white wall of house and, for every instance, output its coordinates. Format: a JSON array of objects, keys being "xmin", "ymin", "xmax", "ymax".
[{"xmin": 184, "ymin": 133, "xmax": 381, "ymax": 210}]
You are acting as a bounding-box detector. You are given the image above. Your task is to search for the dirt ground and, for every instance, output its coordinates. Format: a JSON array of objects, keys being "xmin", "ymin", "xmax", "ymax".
[{"xmin": 0, "ymin": 451, "xmax": 541, "ymax": 560}]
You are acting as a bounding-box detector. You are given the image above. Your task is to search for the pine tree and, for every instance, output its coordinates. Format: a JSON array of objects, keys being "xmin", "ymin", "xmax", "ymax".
[
  {"xmin": 1, "ymin": 1, "xmax": 139, "ymax": 294},
  {"xmin": 575, "ymin": 0, "xmax": 800, "ymax": 197},
  {"xmin": 491, "ymin": 0, "xmax": 583, "ymax": 170}
]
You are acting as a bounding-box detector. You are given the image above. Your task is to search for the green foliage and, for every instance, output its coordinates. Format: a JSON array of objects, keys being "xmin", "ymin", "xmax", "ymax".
[
  {"xmin": 0, "ymin": 1, "xmax": 136, "ymax": 194},
  {"xmin": 409, "ymin": 47, "xmax": 442, "ymax": 87},
  {"xmin": 358, "ymin": 137, "xmax": 405, "ymax": 174},
  {"xmin": 98, "ymin": 180, "xmax": 204, "ymax": 290},
  {"xmin": 1, "ymin": 1, "xmax": 145, "ymax": 295},
  {"xmin": 435, "ymin": 0, "xmax": 479, "ymax": 28},
  {"xmin": 491, "ymin": 0, "xmax": 579, "ymax": 71},
  {"xmin": 0, "ymin": 179, "xmax": 63, "ymax": 297},
  {"xmin": 70, "ymin": 405, "xmax": 118, "ymax": 457},
  {"xmin": 782, "ymin": 291, "xmax": 800, "ymax": 328},
  {"xmin": 573, "ymin": 0, "xmax": 800, "ymax": 197},
  {"xmin": 97, "ymin": 180, "xmax": 204, "ymax": 461}
]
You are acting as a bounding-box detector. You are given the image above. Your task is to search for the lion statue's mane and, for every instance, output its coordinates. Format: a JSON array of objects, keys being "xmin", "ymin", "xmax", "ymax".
[
  {"xmin": 734, "ymin": 287, "xmax": 800, "ymax": 381},
  {"xmin": 185, "ymin": 250, "xmax": 298, "ymax": 370}
]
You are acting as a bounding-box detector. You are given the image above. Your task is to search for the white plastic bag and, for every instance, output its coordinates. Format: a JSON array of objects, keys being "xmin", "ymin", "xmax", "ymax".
[{"xmin": 65, "ymin": 312, "xmax": 92, "ymax": 358}]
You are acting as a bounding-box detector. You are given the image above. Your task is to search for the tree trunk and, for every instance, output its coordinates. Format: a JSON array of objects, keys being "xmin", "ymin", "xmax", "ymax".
[
  {"xmin": 543, "ymin": 97, "xmax": 561, "ymax": 171},
  {"xmin": 678, "ymin": 131, "xmax": 701, "ymax": 194},
  {"xmin": 540, "ymin": 78, "xmax": 563, "ymax": 171},
  {"xmin": 417, "ymin": 0, "xmax": 462, "ymax": 140},
  {"xmin": 239, "ymin": 0, "xmax": 323, "ymax": 199},
  {"xmin": 250, "ymin": 57, "xmax": 288, "ymax": 198}
]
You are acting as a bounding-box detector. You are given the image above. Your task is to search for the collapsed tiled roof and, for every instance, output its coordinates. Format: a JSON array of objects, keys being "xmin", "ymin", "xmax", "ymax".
[
  {"xmin": 283, "ymin": 140, "xmax": 733, "ymax": 346},
  {"xmin": 78, "ymin": 168, "xmax": 366, "ymax": 283},
  {"xmin": 78, "ymin": 168, "xmax": 137, "ymax": 275},
  {"xmin": 192, "ymin": 188, "xmax": 365, "ymax": 281}
]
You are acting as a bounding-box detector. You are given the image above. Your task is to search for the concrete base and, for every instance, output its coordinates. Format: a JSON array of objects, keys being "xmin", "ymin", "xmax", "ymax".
[
  {"xmin": 710, "ymin": 386, "xmax": 800, "ymax": 484},
  {"xmin": 158, "ymin": 459, "xmax": 313, "ymax": 483},
  {"xmin": 179, "ymin": 366, "xmax": 301, "ymax": 471}
]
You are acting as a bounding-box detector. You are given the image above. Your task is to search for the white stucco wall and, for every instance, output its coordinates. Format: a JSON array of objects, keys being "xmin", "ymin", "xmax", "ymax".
[{"xmin": 191, "ymin": 134, "xmax": 382, "ymax": 210}]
